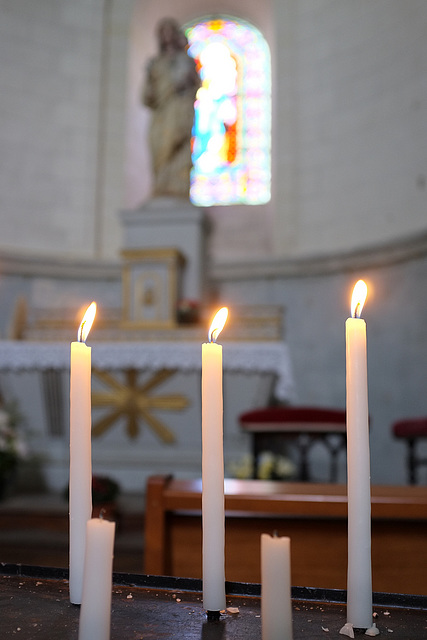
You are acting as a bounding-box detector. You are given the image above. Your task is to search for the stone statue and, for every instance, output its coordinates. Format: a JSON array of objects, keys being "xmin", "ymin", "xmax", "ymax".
[{"xmin": 142, "ymin": 18, "xmax": 200, "ymax": 199}]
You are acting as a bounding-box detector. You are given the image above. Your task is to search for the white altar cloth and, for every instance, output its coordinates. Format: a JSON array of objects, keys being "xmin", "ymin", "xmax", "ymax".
[
  {"xmin": 0, "ymin": 340, "xmax": 295, "ymax": 492},
  {"xmin": 0, "ymin": 340, "xmax": 295, "ymax": 402}
]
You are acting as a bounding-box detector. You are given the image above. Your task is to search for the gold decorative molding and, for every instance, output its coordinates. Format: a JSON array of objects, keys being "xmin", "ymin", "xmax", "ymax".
[{"xmin": 121, "ymin": 248, "xmax": 186, "ymax": 263}]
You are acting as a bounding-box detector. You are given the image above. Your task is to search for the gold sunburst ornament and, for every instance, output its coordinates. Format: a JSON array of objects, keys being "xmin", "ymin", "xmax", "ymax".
[{"xmin": 91, "ymin": 367, "xmax": 189, "ymax": 442}]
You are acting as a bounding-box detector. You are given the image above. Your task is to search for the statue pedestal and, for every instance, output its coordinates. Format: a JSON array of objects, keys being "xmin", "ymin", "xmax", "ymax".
[{"xmin": 120, "ymin": 198, "xmax": 209, "ymax": 305}]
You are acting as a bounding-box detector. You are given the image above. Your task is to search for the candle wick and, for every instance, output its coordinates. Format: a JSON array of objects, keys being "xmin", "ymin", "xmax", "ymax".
[
  {"xmin": 353, "ymin": 302, "xmax": 361, "ymax": 319},
  {"xmin": 273, "ymin": 529, "xmax": 278, "ymax": 538},
  {"xmin": 77, "ymin": 321, "xmax": 86, "ymax": 343},
  {"xmin": 99, "ymin": 508, "xmax": 106, "ymax": 520}
]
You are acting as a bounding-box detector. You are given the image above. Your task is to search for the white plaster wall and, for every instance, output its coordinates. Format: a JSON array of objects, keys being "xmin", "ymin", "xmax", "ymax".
[
  {"xmin": 96, "ymin": 0, "xmax": 134, "ymax": 260},
  {"xmin": 0, "ymin": 0, "xmax": 104, "ymax": 257},
  {"xmin": 277, "ymin": 0, "xmax": 427, "ymax": 257}
]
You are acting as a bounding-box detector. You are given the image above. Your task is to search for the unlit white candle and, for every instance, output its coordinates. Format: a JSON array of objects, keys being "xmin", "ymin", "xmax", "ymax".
[
  {"xmin": 78, "ymin": 518, "xmax": 116, "ymax": 640},
  {"xmin": 201, "ymin": 308, "xmax": 228, "ymax": 613},
  {"xmin": 261, "ymin": 533, "xmax": 293, "ymax": 640},
  {"xmin": 69, "ymin": 303, "xmax": 96, "ymax": 605},
  {"xmin": 345, "ymin": 281, "xmax": 372, "ymax": 628}
]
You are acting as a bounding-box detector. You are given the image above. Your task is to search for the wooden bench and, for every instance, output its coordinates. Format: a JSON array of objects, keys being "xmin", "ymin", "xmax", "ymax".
[
  {"xmin": 144, "ymin": 475, "xmax": 427, "ymax": 595},
  {"xmin": 0, "ymin": 493, "xmax": 144, "ymax": 573}
]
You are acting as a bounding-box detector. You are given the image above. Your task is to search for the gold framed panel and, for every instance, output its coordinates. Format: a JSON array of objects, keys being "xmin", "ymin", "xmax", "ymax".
[{"xmin": 121, "ymin": 248, "xmax": 185, "ymax": 329}]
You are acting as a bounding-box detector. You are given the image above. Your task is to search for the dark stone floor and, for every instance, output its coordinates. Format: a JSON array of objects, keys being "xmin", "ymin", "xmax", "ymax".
[{"xmin": 0, "ymin": 568, "xmax": 426, "ymax": 640}]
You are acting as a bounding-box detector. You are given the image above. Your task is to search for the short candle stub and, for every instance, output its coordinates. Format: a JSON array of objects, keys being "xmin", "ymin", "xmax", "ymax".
[{"xmin": 206, "ymin": 610, "xmax": 221, "ymax": 621}]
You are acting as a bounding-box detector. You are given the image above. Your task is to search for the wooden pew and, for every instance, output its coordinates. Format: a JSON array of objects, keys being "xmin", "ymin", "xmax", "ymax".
[{"xmin": 144, "ymin": 475, "xmax": 427, "ymax": 595}]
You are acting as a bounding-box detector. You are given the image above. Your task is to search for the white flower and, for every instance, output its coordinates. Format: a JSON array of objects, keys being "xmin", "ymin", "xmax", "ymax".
[
  {"xmin": 228, "ymin": 450, "xmax": 295, "ymax": 481},
  {"xmin": 227, "ymin": 453, "xmax": 254, "ymax": 479},
  {"xmin": 275, "ymin": 455, "xmax": 296, "ymax": 478},
  {"xmin": 257, "ymin": 451, "xmax": 275, "ymax": 479}
]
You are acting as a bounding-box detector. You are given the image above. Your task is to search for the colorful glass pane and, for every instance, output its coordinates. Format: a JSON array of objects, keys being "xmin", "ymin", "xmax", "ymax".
[{"xmin": 185, "ymin": 17, "xmax": 271, "ymax": 206}]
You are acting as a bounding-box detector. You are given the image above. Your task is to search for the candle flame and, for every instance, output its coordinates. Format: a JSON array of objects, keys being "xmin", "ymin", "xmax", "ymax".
[
  {"xmin": 208, "ymin": 307, "xmax": 228, "ymax": 343},
  {"xmin": 77, "ymin": 302, "xmax": 97, "ymax": 342},
  {"xmin": 351, "ymin": 280, "xmax": 368, "ymax": 318}
]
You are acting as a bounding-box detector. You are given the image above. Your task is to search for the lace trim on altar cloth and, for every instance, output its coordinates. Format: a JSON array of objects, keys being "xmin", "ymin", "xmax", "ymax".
[{"xmin": 0, "ymin": 341, "xmax": 295, "ymax": 402}]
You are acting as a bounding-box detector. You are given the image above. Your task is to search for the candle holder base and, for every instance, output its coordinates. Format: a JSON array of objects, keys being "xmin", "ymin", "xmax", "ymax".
[
  {"xmin": 341, "ymin": 622, "xmax": 370, "ymax": 636},
  {"xmin": 206, "ymin": 610, "xmax": 221, "ymax": 621}
]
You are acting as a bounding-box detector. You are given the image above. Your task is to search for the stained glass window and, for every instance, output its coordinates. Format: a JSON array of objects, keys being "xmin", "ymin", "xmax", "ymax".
[{"xmin": 185, "ymin": 17, "xmax": 271, "ymax": 207}]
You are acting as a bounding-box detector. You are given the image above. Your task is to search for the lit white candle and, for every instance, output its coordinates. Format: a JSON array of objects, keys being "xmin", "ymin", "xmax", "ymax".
[
  {"xmin": 201, "ymin": 307, "xmax": 228, "ymax": 614},
  {"xmin": 69, "ymin": 302, "xmax": 96, "ymax": 605},
  {"xmin": 261, "ymin": 533, "xmax": 293, "ymax": 640},
  {"xmin": 345, "ymin": 280, "xmax": 372, "ymax": 628},
  {"xmin": 78, "ymin": 517, "xmax": 116, "ymax": 640}
]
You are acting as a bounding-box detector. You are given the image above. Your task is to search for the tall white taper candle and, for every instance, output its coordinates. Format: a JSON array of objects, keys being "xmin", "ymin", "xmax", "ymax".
[
  {"xmin": 201, "ymin": 307, "xmax": 228, "ymax": 614},
  {"xmin": 69, "ymin": 302, "xmax": 96, "ymax": 605},
  {"xmin": 345, "ymin": 281, "xmax": 372, "ymax": 628}
]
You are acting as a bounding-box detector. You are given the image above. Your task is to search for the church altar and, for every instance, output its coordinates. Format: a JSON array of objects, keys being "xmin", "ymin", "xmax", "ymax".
[{"xmin": 0, "ymin": 340, "xmax": 294, "ymax": 492}]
